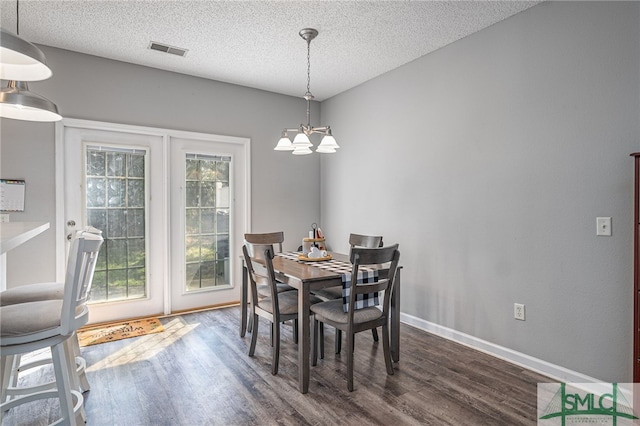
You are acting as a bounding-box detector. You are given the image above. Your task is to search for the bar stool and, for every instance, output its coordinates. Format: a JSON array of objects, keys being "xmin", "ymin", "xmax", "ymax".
[
  {"xmin": 0, "ymin": 227, "xmax": 102, "ymax": 402},
  {"xmin": 0, "ymin": 230, "xmax": 103, "ymax": 425}
]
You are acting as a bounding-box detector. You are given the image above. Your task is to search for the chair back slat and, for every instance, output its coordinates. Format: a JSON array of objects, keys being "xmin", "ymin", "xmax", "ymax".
[
  {"xmin": 349, "ymin": 233, "xmax": 383, "ymax": 249},
  {"xmin": 244, "ymin": 232, "xmax": 284, "ymax": 259},
  {"xmin": 61, "ymin": 231, "xmax": 104, "ymax": 334},
  {"xmin": 242, "ymin": 245, "xmax": 279, "ymax": 312},
  {"xmin": 348, "ymin": 245, "xmax": 400, "ymax": 317}
]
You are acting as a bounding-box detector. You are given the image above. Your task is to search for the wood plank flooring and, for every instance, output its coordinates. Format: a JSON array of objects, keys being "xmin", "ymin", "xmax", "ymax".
[{"xmin": 1, "ymin": 306, "xmax": 551, "ymax": 425}]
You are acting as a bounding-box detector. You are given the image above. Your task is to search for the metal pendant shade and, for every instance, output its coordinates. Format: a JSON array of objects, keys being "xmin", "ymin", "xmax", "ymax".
[
  {"xmin": 274, "ymin": 28, "xmax": 339, "ymax": 155},
  {"xmin": 0, "ymin": 1, "xmax": 62, "ymax": 122},
  {"xmin": 0, "ymin": 80, "xmax": 61, "ymax": 122},
  {"xmin": 0, "ymin": 28, "xmax": 53, "ymax": 81}
]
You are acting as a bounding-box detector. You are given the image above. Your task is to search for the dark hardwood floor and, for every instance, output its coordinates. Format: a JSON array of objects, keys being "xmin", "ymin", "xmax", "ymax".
[{"xmin": 2, "ymin": 306, "xmax": 551, "ymax": 425}]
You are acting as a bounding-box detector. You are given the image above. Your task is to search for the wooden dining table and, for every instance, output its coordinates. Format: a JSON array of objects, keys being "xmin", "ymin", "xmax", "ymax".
[{"xmin": 239, "ymin": 251, "xmax": 401, "ymax": 394}]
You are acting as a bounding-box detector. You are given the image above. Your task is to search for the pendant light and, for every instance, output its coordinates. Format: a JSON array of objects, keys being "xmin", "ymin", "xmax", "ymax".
[
  {"xmin": 274, "ymin": 28, "xmax": 339, "ymax": 155},
  {"xmin": 0, "ymin": 28, "xmax": 52, "ymax": 81},
  {"xmin": 0, "ymin": 0, "xmax": 61, "ymax": 121}
]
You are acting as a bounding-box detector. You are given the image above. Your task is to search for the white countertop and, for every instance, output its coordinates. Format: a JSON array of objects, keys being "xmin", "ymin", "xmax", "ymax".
[{"xmin": 0, "ymin": 221, "xmax": 50, "ymax": 254}]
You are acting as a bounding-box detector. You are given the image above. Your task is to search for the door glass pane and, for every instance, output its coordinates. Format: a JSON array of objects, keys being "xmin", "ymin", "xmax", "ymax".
[
  {"xmin": 86, "ymin": 147, "xmax": 147, "ymax": 303},
  {"xmin": 185, "ymin": 154, "xmax": 231, "ymax": 291}
]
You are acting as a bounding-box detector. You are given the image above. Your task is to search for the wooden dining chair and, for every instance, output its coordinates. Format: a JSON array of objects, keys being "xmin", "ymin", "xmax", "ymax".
[
  {"xmin": 312, "ymin": 232, "xmax": 384, "ymax": 354},
  {"xmin": 242, "ymin": 245, "xmax": 321, "ymax": 375},
  {"xmin": 243, "ymin": 232, "xmax": 296, "ymax": 334},
  {"xmin": 311, "ymin": 244, "xmax": 400, "ymax": 391}
]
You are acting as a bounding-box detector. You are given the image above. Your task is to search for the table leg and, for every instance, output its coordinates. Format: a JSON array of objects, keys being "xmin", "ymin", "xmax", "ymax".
[
  {"xmin": 391, "ymin": 266, "xmax": 401, "ymax": 363},
  {"xmin": 240, "ymin": 263, "xmax": 248, "ymax": 337},
  {"xmin": 298, "ymin": 284, "xmax": 310, "ymax": 394}
]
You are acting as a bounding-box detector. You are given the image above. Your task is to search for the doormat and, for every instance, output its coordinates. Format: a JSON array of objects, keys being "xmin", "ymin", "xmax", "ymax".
[{"xmin": 77, "ymin": 318, "xmax": 164, "ymax": 347}]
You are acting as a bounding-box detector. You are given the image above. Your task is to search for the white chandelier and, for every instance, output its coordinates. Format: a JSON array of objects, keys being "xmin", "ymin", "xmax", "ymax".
[{"xmin": 274, "ymin": 28, "xmax": 339, "ymax": 155}]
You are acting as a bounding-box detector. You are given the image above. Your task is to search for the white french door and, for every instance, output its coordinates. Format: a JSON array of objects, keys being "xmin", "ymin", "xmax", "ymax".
[{"xmin": 56, "ymin": 119, "xmax": 249, "ymax": 324}]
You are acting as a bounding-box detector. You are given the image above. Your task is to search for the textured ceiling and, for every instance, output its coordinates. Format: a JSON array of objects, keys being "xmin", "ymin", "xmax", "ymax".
[{"xmin": 0, "ymin": 0, "xmax": 541, "ymax": 101}]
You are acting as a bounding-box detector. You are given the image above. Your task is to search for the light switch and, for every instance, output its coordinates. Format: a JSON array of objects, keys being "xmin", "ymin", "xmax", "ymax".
[
  {"xmin": 596, "ymin": 217, "xmax": 611, "ymax": 236},
  {"xmin": 0, "ymin": 214, "xmax": 9, "ymax": 223}
]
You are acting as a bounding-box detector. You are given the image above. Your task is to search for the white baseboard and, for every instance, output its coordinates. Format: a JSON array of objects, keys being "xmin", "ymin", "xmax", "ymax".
[{"xmin": 400, "ymin": 312, "xmax": 602, "ymax": 384}]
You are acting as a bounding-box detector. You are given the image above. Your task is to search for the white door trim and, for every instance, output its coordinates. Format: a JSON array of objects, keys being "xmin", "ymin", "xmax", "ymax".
[{"xmin": 55, "ymin": 118, "xmax": 251, "ymax": 317}]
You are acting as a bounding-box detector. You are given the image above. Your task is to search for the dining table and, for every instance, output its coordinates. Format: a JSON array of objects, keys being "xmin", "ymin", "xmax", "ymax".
[{"xmin": 239, "ymin": 250, "xmax": 401, "ymax": 394}]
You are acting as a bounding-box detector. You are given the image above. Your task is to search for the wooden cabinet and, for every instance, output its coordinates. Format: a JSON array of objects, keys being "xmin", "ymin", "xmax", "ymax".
[{"xmin": 633, "ymin": 152, "xmax": 640, "ymax": 382}]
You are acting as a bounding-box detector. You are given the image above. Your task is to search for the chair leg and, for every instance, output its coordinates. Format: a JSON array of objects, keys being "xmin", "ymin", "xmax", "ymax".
[
  {"xmin": 312, "ymin": 318, "xmax": 318, "ymax": 366},
  {"xmin": 381, "ymin": 324, "xmax": 394, "ymax": 375},
  {"xmin": 347, "ymin": 331, "xmax": 355, "ymax": 392},
  {"xmin": 371, "ymin": 327, "xmax": 379, "ymax": 342},
  {"xmin": 247, "ymin": 312, "xmax": 254, "ymax": 333},
  {"xmin": 51, "ymin": 342, "xmax": 79, "ymax": 425},
  {"xmin": 335, "ymin": 329, "xmax": 342, "ymax": 354},
  {"xmin": 319, "ymin": 322, "xmax": 324, "ymax": 360},
  {"xmin": 248, "ymin": 314, "xmax": 259, "ymax": 357},
  {"xmin": 71, "ymin": 333, "xmax": 90, "ymax": 392},
  {"xmin": 1, "ymin": 355, "xmax": 13, "ymax": 406},
  {"xmin": 272, "ymin": 321, "xmax": 280, "ymax": 375}
]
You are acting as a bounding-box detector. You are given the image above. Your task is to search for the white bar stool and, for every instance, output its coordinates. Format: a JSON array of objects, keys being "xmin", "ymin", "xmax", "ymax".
[{"xmin": 0, "ymin": 231, "xmax": 103, "ymax": 425}]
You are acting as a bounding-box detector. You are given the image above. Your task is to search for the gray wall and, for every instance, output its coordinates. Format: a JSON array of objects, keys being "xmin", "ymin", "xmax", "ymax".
[
  {"xmin": 1, "ymin": 46, "xmax": 322, "ymax": 286},
  {"xmin": 320, "ymin": 1, "xmax": 639, "ymax": 382}
]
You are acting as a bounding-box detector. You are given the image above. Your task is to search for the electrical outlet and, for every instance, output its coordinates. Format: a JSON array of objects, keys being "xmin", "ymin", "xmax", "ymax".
[
  {"xmin": 514, "ymin": 303, "xmax": 525, "ymax": 321},
  {"xmin": 0, "ymin": 214, "xmax": 9, "ymax": 223}
]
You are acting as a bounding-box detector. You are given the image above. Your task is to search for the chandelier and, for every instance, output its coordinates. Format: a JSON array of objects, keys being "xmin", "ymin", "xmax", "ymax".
[{"xmin": 274, "ymin": 28, "xmax": 339, "ymax": 155}]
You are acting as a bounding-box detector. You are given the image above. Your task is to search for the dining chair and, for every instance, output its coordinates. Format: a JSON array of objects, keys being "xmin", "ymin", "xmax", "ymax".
[
  {"xmin": 312, "ymin": 233, "xmax": 384, "ymax": 354},
  {"xmin": 243, "ymin": 232, "xmax": 297, "ymax": 336},
  {"xmin": 244, "ymin": 232, "xmax": 295, "ymax": 296},
  {"xmin": 0, "ymin": 230, "xmax": 103, "ymax": 424},
  {"xmin": 0, "ymin": 227, "xmax": 103, "ymax": 403},
  {"xmin": 311, "ymin": 244, "xmax": 400, "ymax": 391},
  {"xmin": 242, "ymin": 244, "xmax": 321, "ymax": 375}
]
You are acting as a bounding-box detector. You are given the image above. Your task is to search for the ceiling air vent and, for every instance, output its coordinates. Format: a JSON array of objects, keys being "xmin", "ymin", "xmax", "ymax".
[{"xmin": 148, "ymin": 41, "xmax": 188, "ymax": 57}]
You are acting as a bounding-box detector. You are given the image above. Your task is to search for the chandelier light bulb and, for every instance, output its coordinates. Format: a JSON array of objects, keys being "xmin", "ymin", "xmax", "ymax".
[
  {"xmin": 292, "ymin": 146, "xmax": 313, "ymax": 155},
  {"xmin": 274, "ymin": 133, "xmax": 294, "ymax": 151},
  {"xmin": 292, "ymin": 132, "xmax": 312, "ymax": 148}
]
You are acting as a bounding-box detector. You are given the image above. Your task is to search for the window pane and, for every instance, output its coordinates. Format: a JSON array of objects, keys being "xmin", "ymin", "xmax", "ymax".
[
  {"xmin": 127, "ymin": 154, "xmax": 144, "ymax": 178},
  {"xmin": 201, "ymin": 209, "xmax": 215, "ymax": 234},
  {"xmin": 107, "ymin": 152, "xmax": 126, "ymax": 177},
  {"xmin": 185, "ymin": 209, "xmax": 199, "ymax": 235},
  {"xmin": 216, "ymin": 210, "xmax": 229, "ymax": 234},
  {"xmin": 201, "ymin": 182, "xmax": 216, "ymax": 207},
  {"xmin": 107, "ymin": 210, "xmax": 126, "ymax": 238},
  {"xmin": 87, "ymin": 147, "xmax": 148, "ymax": 304},
  {"xmin": 87, "ymin": 151, "xmax": 105, "ymax": 176},
  {"xmin": 108, "ymin": 179, "xmax": 126, "ymax": 207},
  {"xmin": 185, "ymin": 181, "xmax": 200, "ymax": 207},
  {"xmin": 128, "ymin": 179, "xmax": 144, "ymax": 207},
  {"xmin": 185, "ymin": 236, "xmax": 200, "ymax": 262},
  {"xmin": 217, "ymin": 161, "xmax": 229, "ymax": 182},
  {"xmin": 127, "ymin": 208, "xmax": 145, "ymax": 238},
  {"xmin": 87, "ymin": 209, "xmax": 106, "ymax": 234},
  {"xmin": 216, "ymin": 182, "xmax": 229, "ymax": 208},
  {"xmin": 86, "ymin": 178, "xmax": 106, "ymax": 207},
  {"xmin": 128, "ymin": 238, "xmax": 145, "ymax": 268},
  {"xmin": 183, "ymin": 155, "xmax": 231, "ymax": 292},
  {"xmin": 185, "ymin": 159, "xmax": 199, "ymax": 180}
]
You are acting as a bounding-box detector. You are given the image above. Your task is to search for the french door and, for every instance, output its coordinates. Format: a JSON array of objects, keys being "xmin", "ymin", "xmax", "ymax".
[{"xmin": 57, "ymin": 119, "xmax": 249, "ymax": 324}]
